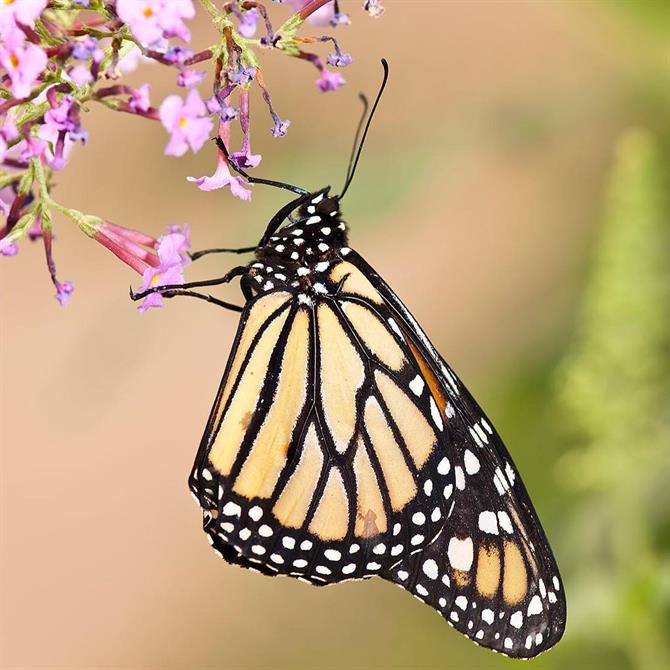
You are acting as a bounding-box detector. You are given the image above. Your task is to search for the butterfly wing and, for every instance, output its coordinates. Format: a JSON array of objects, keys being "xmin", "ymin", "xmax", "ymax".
[
  {"xmin": 336, "ymin": 249, "xmax": 567, "ymax": 658},
  {"xmin": 189, "ymin": 284, "xmax": 457, "ymax": 583}
]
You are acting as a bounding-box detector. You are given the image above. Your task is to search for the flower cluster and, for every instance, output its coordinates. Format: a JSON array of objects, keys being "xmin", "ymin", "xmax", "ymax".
[{"xmin": 0, "ymin": 0, "xmax": 384, "ymax": 307}]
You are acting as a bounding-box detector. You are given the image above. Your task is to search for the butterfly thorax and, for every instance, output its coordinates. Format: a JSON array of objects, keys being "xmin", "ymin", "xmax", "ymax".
[{"xmin": 249, "ymin": 189, "xmax": 349, "ymax": 298}]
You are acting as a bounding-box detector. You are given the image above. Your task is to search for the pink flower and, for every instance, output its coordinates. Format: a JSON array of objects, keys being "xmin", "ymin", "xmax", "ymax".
[
  {"xmin": 116, "ymin": 0, "xmax": 195, "ymax": 46},
  {"xmin": 316, "ymin": 69, "xmax": 345, "ymax": 92},
  {"xmin": 159, "ymin": 89, "xmax": 213, "ymax": 156},
  {"xmin": 136, "ymin": 225, "xmax": 191, "ymax": 312},
  {"xmin": 68, "ymin": 63, "xmax": 93, "ymax": 87},
  {"xmin": 55, "ymin": 280, "xmax": 74, "ymax": 306},
  {"xmin": 0, "ymin": 40, "xmax": 47, "ymax": 98},
  {"xmin": 177, "ymin": 68, "xmax": 206, "ymax": 88},
  {"xmin": 286, "ymin": 0, "xmax": 340, "ymax": 27},
  {"xmin": 0, "ymin": 238, "xmax": 19, "ymax": 256},
  {"xmin": 0, "ymin": 0, "xmax": 47, "ymax": 38},
  {"xmin": 128, "ymin": 83, "xmax": 151, "ymax": 112},
  {"xmin": 187, "ymin": 152, "xmax": 251, "ymax": 201},
  {"xmin": 93, "ymin": 221, "xmax": 160, "ymax": 275}
]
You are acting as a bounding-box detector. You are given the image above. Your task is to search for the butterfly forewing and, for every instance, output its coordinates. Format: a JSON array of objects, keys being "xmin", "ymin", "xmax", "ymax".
[{"xmin": 190, "ymin": 281, "xmax": 456, "ymax": 584}]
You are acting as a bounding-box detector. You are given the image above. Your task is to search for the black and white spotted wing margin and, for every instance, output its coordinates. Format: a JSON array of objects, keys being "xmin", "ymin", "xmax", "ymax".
[
  {"xmin": 348, "ymin": 250, "xmax": 567, "ymax": 657},
  {"xmin": 189, "ymin": 241, "xmax": 566, "ymax": 659}
]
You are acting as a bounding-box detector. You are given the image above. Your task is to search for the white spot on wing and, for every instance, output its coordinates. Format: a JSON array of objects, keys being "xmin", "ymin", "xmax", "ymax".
[
  {"xmin": 455, "ymin": 466, "xmax": 465, "ymax": 490},
  {"xmin": 497, "ymin": 511, "xmax": 513, "ymax": 534},
  {"xmin": 409, "ymin": 375, "xmax": 425, "ymax": 396},
  {"xmin": 527, "ymin": 595, "xmax": 543, "ymax": 616},
  {"xmin": 464, "ymin": 449, "xmax": 480, "ymax": 475},
  {"xmin": 430, "ymin": 397, "xmax": 443, "ymax": 431},
  {"xmin": 478, "ymin": 511, "xmax": 498, "ymax": 535},
  {"xmin": 447, "ymin": 536, "xmax": 474, "ymax": 571},
  {"xmin": 422, "ymin": 559, "xmax": 438, "ymax": 580}
]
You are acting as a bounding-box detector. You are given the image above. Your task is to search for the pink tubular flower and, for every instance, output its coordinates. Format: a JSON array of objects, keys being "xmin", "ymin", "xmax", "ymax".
[
  {"xmin": 116, "ymin": 0, "xmax": 195, "ymax": 46},
  {"xmin": 187, "ymin": 152, "xmax": 251, "ymax": 201},
  {"xmin": 136, "ymin": 225, "xmax": 191, "ymax": 312},
  {"xmin": 159, "ymin": 89, "xmax": 213, "ymax": 156},
  {"xmin": 229, "ymin": 89, "xmax": 261, "ymax": 169},
  {"xmin": 316, "ymin": 69, "xmax": 345, "ymax": 92},
  {"xmin": 287, "ymin": 0, "xmax": 341, "ymax": 27},
  {"xmin": 0, "ymin": 41, "xmax": 47, "ymax": 98},
  {"xmin": 93, "ymin": 221, "xmax": 160, "ymax": 275}
]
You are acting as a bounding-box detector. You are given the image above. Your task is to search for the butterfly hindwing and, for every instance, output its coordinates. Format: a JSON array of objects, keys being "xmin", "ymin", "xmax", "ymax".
[{"xmin": 339, "ymin": 249, "xmax": 567, "ymax": 657}]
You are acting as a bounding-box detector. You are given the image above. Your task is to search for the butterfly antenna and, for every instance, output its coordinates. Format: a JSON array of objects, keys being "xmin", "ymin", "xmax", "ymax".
[
  {"xmin": 339, "ymin": 58, "xmax": 389, "ymax": 200},
  {"xmin": 343, "ymin": 93, "xmax": 369, "ymax": 187},
  {"xmin": 213, "ymin": 137, "xmax": 308, "ymax": 196}
]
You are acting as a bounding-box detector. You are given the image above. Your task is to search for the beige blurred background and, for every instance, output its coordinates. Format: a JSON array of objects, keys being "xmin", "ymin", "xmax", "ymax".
[{"xmin": 2, "ymin": 2, "xmax": 668, "ymax": 669}]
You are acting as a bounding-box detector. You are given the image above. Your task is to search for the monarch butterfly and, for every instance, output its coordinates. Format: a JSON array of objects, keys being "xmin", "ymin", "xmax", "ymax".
[{"xmin": 134, "ymin": 60, "xmax": 566, "ymax": 658}]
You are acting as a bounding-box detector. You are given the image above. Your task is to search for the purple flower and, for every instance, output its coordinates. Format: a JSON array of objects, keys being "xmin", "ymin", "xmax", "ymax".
[
  {"xmin": 159, "ymin": 89, "xmax": 213, "ymax": 156},
  {"xmin": 228, "ymin": 66, "xmax": 256, "ymax": 86},
  {"xmin": 0, "ymin": 0, "xmax": 47, "ymax": 37},
  {"xmin": 0, "ymin": 113, "xmax": 18, "ymax": 161},
  {"xmin": 237, "ymin": 7, "xmax": 260, "ymax": 38},
  {"xmin": 44, "ymin": 94, "xmax": 86, "ymax": 142},
  {"xmin": 55, "ymin": 279, "xmax": 74, "ymax": 306},
  {"xmin": 136, "ymin": 224, "xmax": 191, "ymax": 312},
  {"xmin": 0, "ymin": 41, "xmax": 47, "ymax": 98},
  {"xmin": 116, "ymin": 0, "xmax": 195, "ymax": 46},
  {"xmin": 177, "ymin": 68, "xmax": 206, "ymax": 88},
  {"xmin": 0, "ymin": 238, "xmax": 19, "ymax": 256},
  {"xmin": 206, "ymin": 96, "xmax": 238, "ymax": 122},
  {"xmin": 68, "ymin": 63, "xmax": 93, "ymax": 87},
  {"xmin": 128, "ymin": 83, "xmax": 151, "ymax": 113},
  {"xmin": 271, "ymin": 117, "xmax": 291, "ymax": 138},
  {"xmin": 316, "ymin": 69, "xmax": 345, "ymax": 92},
  {"xmin": 72, "ymin": 37, "xmax": 98, "ymax": 60},
  {"xmin": 42, "ymin": 228, "xmax": 74, "ymax": 307},
  {"xmin": 187, "ymin": 153, "xmax": 252, "ymax": 201},
  {"xmin": 164, "ymin": 46, "xmax": 193, "ymax": 64},
  {"xmin": 364, "ymin": 0, "xmax": 385, "ymax": 18},
  {"xmin": 327, "ymin": 51, "xmax": 352, "ymax": 67}
]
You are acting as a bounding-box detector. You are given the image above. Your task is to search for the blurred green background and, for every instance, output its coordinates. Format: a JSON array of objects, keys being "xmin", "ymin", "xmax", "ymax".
[{"xmin": 1, "ymin": 2, "xmax": 669, "ymax": 668}]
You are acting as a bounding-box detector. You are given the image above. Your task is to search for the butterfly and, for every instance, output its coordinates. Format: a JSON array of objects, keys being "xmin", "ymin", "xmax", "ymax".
[{"xmin": 134, "ymin": 61, "xmax": 566, "ymax": 658}]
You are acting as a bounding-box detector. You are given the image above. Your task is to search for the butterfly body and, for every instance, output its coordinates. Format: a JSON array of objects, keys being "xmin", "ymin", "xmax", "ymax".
[{"xmin": 188, "ymin": 188, "xmax": 566, "ymax": 658}]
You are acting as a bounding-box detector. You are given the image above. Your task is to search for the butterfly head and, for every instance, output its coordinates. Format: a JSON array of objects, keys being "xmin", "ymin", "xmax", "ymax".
[{"xmin": 256, "ymin": 187, "xmax": 348, "ymax": 266}]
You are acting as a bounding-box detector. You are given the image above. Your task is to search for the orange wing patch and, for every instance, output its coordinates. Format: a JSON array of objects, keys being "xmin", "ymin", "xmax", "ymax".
[
  {"xmin": 273, "ymin": 424, "xmax": 324, "ymax": 528},
  {"xmin": 318, "ymin": 303, "xmax": 365, "ymax": 454},
  {"xmin": 330, "ymin": 261, "xmax": 383, "ymax": 304},
  {"xmin": 309, "ymin": 467, "xmax": 350, "ymax": 541},
  {"xmin": 353, "ymin": 437, "xmax": 387, "ymax": 537},
  {"xmin": 209, "ymin": 304, "xmax": 291, "ymax": 476},
  {"xmin": 375, "ymin": 370, "xmax": 436, "ymax": 468},
  {"xmin": 340, "ymin": 301, "xmax": 407, "ymax": 371},
  {"xmin": 233, "ymin": 309, "xmax": 311, "ymax": 498},
  {"xmin": 364, "ymin": 396, "xmax": 416, "ymax": 511}
]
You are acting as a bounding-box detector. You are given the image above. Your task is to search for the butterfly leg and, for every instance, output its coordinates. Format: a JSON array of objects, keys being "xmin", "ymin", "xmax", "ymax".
[
  {"xmin": 190, "ymin": 246, "xmax": 256, "ymax": 262},
  {"xmin": 158, "ymin": 289, "xmax": 243, "ymax": 312},
  {"xmin": 129, "ymin": 266, "xmax": 247, "ymax": 302}
]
